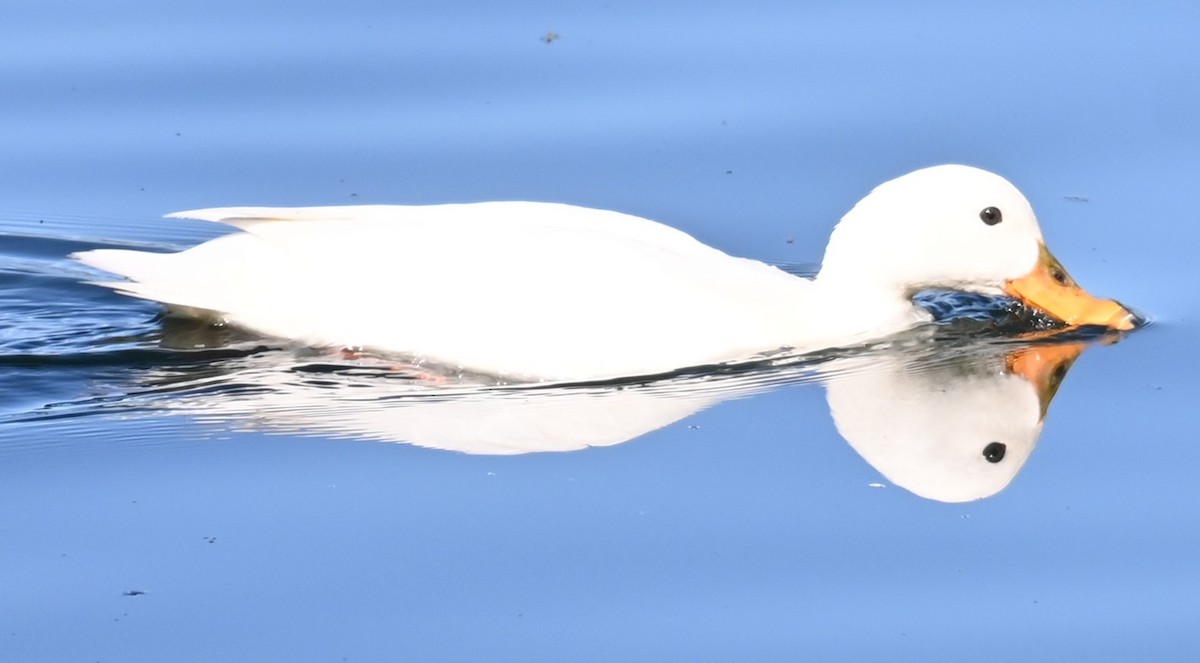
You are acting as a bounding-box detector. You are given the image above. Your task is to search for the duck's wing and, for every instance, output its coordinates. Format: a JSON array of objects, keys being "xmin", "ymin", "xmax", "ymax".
[
  {"xmin": 165, "ymin": 202, "xmax": 731, "ymax": 259},
  {"xmin": 166, "ymin": 205, "xmax": 391, "ymax": 230}
]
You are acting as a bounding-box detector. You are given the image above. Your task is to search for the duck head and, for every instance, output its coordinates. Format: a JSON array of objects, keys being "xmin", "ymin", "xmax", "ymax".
[{"xmin": 816, "ymin": 165, "xmax": 1138, "ymax": 331}]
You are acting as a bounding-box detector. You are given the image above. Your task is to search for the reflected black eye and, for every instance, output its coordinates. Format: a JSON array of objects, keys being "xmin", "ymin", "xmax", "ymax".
[
  {"xmin": 980, "ymin": 207, "xmax": 1003, "ymax": 225},
  {"xmin": 982, "ymin": 442, "xmax": 1007, "ymax": 463}
]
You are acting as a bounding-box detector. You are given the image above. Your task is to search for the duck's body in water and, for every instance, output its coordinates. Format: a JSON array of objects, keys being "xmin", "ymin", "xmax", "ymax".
[{"xmin": 74, "ymin": 165, "xmax": 1137, "ymax": 382}]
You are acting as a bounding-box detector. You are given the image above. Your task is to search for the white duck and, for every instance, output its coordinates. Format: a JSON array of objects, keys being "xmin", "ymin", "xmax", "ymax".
[{"xmin": 74, "ymin": 165, "xmax": 1136, "ymax": 381}]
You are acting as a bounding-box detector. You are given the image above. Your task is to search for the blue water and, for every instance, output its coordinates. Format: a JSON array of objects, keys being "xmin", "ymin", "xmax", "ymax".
[{"xmin": 3, "ymin": 1, "xmax": 1199, "ymax": 661}]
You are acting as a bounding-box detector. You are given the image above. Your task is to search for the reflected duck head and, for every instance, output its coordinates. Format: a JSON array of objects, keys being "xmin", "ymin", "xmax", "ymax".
[{"xmin": 824, "ymin": 340, "xmax": 1087, "ymax": 503}]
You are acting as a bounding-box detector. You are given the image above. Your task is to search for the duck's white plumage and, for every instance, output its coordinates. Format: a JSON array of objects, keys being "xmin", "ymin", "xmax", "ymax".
[
  {"xmin": 73, "ymin": 165, "xmax": 1127, "ymax": 381},
  {"xmin": 80, "ymin": 201, "xmax": 827, "ymax": 379}
]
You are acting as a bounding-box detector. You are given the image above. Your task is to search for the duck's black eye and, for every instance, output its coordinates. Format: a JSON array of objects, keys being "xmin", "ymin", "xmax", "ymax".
[
  {"xmin": 980, "ymin": 207, "xmax": 1003, "ymax": 225},
  {"xmin": 982, "ymin": 442, "xmax": 1007, "ymax": 463},
  {"xmin": 1050, "ymin": 267, "xmax": 1069, "ymax": 286}
]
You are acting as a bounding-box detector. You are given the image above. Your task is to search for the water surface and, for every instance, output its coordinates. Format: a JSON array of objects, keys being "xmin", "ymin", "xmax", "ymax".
[{"xmin": 2, "ymin": 1, "xmax": 1199, "ymax": 661}]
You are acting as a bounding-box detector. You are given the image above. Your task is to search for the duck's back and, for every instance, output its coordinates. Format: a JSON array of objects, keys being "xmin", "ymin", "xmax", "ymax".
[{"xmin": 76, "ymin": 202, "xmax": 815, "ymax": 380}]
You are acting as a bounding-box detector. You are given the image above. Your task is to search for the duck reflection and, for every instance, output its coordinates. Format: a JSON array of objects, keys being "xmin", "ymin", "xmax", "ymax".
[
  {"xmin": 823, "ymin": 341, "xmax": 1081, "ymax": 502},
  {"xmin": 144, "ymin": 321, "xmax": 1096, "ymax": 502}
]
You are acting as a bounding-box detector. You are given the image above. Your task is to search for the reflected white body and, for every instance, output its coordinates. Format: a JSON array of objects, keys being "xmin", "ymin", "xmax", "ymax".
[
  {"xmin": 75, "ymin": 165, "xmax": 1045, "ymax": 381},
  {"xmin": 145, "ymin": 337, "xmax": 1056, "ymax": 502}
]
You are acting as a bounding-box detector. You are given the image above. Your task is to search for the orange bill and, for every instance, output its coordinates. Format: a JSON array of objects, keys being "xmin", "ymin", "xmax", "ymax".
[
  {"xmin": 1003, "ymin": 243, "xmax": 1138, "ymax": 331},
  {"xmin": 1005, "ymin": 342, "xmax": 1086, "ymax": 419}
]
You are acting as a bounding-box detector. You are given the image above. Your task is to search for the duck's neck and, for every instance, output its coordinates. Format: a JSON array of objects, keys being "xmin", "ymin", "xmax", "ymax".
[{"xmin": 807, "ymin": 270, "xmax": 929, "ymax": 345}]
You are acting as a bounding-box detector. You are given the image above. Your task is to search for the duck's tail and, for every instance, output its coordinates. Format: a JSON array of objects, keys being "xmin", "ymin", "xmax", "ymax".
[{"xmin": 72, "ymin": 247, "xmax": 230, "ymax": 320}]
